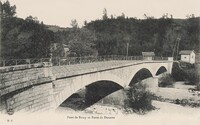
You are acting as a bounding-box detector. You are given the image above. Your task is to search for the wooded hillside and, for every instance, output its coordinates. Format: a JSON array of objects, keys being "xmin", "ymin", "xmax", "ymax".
[
  {"xmin": 85, "ymin": 16, "xmax": 199, "ymax": 56},
  {"xmin": 1, "ymin": 1, "xmax": 199, "ymax": 59}
]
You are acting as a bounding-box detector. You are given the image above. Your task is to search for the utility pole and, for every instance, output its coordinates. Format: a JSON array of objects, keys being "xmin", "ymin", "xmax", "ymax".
[
  {"xmin": 175, "ymin": 38, "xmax": 180, "ymax": 60},
  {"xmin": 0, "ymin": 10, "xmax": 2, "ymax": 60},
  {"xmin": 126, "ymin": 42, "xmax": 129, "ymax": 57},
  {"xmin": 0, "ymin": 9, "xmax": 5, "ymax": 60},
  {"xmin": 172, "ymin": 37, "xmax": 180, "ymax": 60},
  {"xmin": 172, "ymin": 40, "xmax": 177, "ymax": 59},
  {"xmin": 124, "ymin": 35, "xmax": 130, "ymax": 58}
]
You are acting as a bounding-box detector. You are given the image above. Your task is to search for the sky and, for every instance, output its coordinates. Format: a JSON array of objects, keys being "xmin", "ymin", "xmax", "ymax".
[{"xmin": 2, "ymin": 0, "xmax": 200, "ymax": 27}]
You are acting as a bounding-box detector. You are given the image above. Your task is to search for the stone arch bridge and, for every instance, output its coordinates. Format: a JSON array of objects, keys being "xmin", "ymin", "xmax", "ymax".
[{"xmin": 0, "ymin": 60, "xmax": 173, "ymax": 113}]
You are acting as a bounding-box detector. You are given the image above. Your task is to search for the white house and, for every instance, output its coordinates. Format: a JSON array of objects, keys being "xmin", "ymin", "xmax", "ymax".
[
  {"xmin": 142, "ymin": 52, "xmax": 155, "ymax": 60},
  {"xmin": 179, "ymin": 50, "xmax": 195, "ymax": 64}
]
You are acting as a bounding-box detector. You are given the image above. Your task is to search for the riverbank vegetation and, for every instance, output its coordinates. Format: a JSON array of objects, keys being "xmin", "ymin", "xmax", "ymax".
[
  {"xmin": 158, "ymin": 73, "xmax": 174, "ymax": 87},
  {"xmin": 172, "ymin": 61, "xmax": 200, "ymax": 90},
  {"xmin": 124, "ymin": 83, "xmax": 155, "ymax": 114}
]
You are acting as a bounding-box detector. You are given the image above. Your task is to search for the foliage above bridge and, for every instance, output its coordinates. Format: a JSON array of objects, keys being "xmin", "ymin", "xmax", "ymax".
[{"xmin": 1, "ymin": 1, "xmax": 199, "ymax": 59}]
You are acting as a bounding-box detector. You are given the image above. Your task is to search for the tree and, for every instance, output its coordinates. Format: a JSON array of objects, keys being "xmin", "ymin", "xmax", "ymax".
[
  {"xmin": 162, "ymin": 13, "xmax": 169, "ymax": 19},
  {"xmin": 68, "ymin": 28, "xmax": 97, "ymax": 57},
  {"xmin": 143, "ymin": 13, "xmax": 154, "ymax": 19},
  {"xmin": 0, "ymin": 1, "xmax": 2, "ymax": 10},
  {"xmin": 186, "ymin": 14, "xmax": 195, "ymax": 19},
  {"xmin": 1, "ymin": 0, "xmax": 16, "ymax": 17},
  {"xmin": 70, "ymin": 19, "xmax": 78, "ymax": 28},
  {"xmin": 25, "ymin": 16, "xmax": 39, "ymax": 23},
  {"xmin": 117, "ymin": 13, "xmax": 126, "ymax": 19},
  {"xmin": 84, "ymin": 20, "xmax": 88, "ymax": 26},
  {"xmin": 29, "ymin": 27, "xmax": 54, "ymax": 58},
  {"xmin": 102, "ymin": 8, "xmax": 108, "ymax": 20},
  {"xmin": 1, "ymin": 11, "xmax": 54, "ymax": 59}
]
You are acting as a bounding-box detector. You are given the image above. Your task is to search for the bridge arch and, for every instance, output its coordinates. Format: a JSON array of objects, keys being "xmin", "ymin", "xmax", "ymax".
[
  {"xmin": 85, "ymin": 80, "xmax": 123, "ymax": 106},
  {"xmin": 53, "ymin": 72, "xmax": 125, "ymax": 109},
  {"xmin": 58, "ymin": 80, "xmax": 123, "ymax": 110},
  {"xmin": 155, "ymin": 66, "xmax": 167, "ymax": 76},
  {"xmin": 129, "ymin": 68, "xmax": 153, "ymax": 86}
]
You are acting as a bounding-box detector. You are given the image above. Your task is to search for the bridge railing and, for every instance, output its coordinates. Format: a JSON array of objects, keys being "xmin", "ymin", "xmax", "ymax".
[
  {"xmin": 152, "ymin": 56, "xmax": 168, "ymax": 61},
  {"xmin": 0, "ymin": 58, "xmax": 50, "ymax": 67},
  {"xmin": 0, "ymin": 55, "xmax": 169, "ymax": 67},
  {"xmin": 52, "ymin": 55, "xmax": 144, "ymax": 66}
]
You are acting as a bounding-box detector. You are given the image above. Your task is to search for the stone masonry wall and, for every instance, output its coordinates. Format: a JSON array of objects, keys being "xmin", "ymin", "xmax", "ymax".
[{"xmin": 0, "ymin": 67, "xmax": 54, "ymax": 113}]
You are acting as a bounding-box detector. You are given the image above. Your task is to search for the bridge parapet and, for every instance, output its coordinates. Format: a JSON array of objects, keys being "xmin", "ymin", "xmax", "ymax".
[
  {"xmin": 0, "ymin": 67, "xmax": 53, "ymax": 97},
  {"xmin": 0, "ymin": 55, "xmax": 172, "ymax": 68}
]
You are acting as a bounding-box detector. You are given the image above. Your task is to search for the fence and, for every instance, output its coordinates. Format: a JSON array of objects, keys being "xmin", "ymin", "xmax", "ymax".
[
  {"xmin": 153, "ymin": 56, "xmax": 168, "ymax": 60},
  {"xmin": 52, "ymin": 55, "xmax": 144, "ymax": 66},
  {"xmin": 0, "ymin": 58, "xmax": 50, "ymax": 67},
  {"xmin": 0, "ymin": 55, "xmax": 169, "ymax": 67}
]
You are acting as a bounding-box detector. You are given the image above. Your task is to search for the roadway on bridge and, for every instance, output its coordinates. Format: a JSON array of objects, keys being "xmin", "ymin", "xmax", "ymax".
[
  {"xmin": 51, "ymin": 60, "xmax": 141, "ymax": 78},
  {"xmin": 51, "ymin": 60, "xmax": 166, "ymax": 79}
]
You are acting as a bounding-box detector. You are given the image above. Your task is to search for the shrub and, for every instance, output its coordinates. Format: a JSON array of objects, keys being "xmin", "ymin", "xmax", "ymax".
[
  {"xmin": 158, "ymin": 73, "xmax": 174, "ymax": 87},
  {"xmin": 197, "ymin": 84, "xmax": 200, "ymax": 91},
  {"xmin": 171, "ymin": 62, "xmax": 185, "ymax": 81},
  {"xmin": 183, "ymin": 69, "xmax": 199, "ymax": 85},
  {"xmin": 172, "ymin": 62, "xmax": 200, "ymax": 87},
  {"xmin": 179, "ymin": 61, "xmax": 195, "ymax": 69},
  {"xmin": 124, "ymin": 83, "xmax": 155, "ymax": 114}
]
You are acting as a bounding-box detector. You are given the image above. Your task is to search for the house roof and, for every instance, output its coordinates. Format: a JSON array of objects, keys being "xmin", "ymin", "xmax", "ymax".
[
  {"xmin": 142, "ymin": 52, "xmax": 155, "ymax": 56},
  {"xmin": 179, "ymin": 50, "xmax": 194, "ymax": 55}
]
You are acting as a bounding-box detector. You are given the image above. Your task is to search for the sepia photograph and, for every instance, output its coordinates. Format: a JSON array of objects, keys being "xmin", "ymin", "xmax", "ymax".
[{"xmin": 0, "ymin": 0, "xmax": 200, "ymax": 125}]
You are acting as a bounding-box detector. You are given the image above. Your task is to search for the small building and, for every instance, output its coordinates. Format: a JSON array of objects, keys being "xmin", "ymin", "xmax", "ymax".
[
  {"xmin": 63, "ymin": 44, "xmax": 70, "ymax": 57},
  {"xmin": 179, "ymin": 50, "xmax": 195, "ymax": 64},
  {"xmin": 142, "ymin": 52, "xmax": 155, "ymax": 60}
]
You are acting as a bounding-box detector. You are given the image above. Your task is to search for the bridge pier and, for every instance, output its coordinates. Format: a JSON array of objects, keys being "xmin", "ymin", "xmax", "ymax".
[
  {"xmin": 141, "ymin": 77, "xmax": 159, "ymax": 88},
  {"xmin": 1, "ymin": 83, "xmax": 55, "ymax": 113},
  {"xmin": 141, "ymin": 76, "xmax": 159, "ymax": 93},
  {"xmin": 0, "ymin": 66, "xmax": 56, "ymax": 114}
]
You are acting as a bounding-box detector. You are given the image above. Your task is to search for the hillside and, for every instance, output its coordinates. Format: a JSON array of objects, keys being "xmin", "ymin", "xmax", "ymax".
[
  {"xmin": 84, "ymin": 17, "xmax": 200, "ymax": 56},
  {"xmin": 2, "ymin": 16, "xmax": 200, "ymax": 59},
  {"xmin": 1, "ymin": 17, "xmax": 54, "ymax": 59},
  {"xmin": 1, "ymin": 1, "xmax": 199, "ymax": 59}
]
